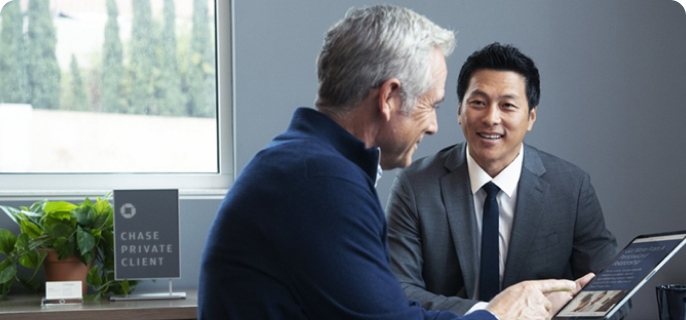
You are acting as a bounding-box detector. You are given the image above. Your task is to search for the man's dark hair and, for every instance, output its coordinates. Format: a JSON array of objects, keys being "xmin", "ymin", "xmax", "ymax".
[{"xmin": 456, "ymin": 42, "xmax": 540, "ymax": 111}]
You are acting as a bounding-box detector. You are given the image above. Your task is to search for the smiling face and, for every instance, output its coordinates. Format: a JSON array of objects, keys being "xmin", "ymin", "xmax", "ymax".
[
  {"xmin": 377, "ymin": 48, "xmax": 447, "ymax": 169},
  {"xmin": 458, "ymin": 69, "xmax": 536, "ymax": 177}
]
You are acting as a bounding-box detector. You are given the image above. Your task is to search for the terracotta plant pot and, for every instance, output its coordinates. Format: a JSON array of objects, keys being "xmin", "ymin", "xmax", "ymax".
[{"xmin": 42, "ymin": 249, "xmax": 93, "ymax": 296}]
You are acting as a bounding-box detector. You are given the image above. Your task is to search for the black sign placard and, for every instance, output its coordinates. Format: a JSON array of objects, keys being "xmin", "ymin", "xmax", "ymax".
[{"xmin": 113, "ymin": 189, "xmax": 180, "ymax": 280}]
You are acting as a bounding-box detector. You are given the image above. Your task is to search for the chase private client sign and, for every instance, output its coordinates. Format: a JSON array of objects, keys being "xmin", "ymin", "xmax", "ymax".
[{"xmin": 113, "ymin": 189, "xmax": 181, "ymax": 280}]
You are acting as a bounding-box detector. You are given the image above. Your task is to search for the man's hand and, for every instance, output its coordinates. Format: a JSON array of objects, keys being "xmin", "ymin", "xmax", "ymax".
[
  {"xmin": 546, "ymin": 273, "xmax": 595, "ymax": 316},
  {"xmin": 485, "ymin": 279, "xmax": 576, "ymax": 320}
]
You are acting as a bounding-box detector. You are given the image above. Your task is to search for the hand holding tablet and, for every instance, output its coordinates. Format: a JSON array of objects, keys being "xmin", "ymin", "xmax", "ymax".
[
  {"xmin": 553, "ymin": 230, "xmax": 686, "ymax": 320},
  {"xmin": 485, "ymin": 279, "xmax": 576, "ymax": 320}
]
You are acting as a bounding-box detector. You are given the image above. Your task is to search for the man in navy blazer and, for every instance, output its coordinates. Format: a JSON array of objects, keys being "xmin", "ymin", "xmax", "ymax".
[{"xmin": 387, "ymin": 43, "xmax": 626, "ymax": 318}]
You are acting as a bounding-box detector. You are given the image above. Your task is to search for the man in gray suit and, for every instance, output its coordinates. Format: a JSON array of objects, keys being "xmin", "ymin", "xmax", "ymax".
[{"xmin": 386, "ymin": 43, "xmax": 625, "ymax": 318}]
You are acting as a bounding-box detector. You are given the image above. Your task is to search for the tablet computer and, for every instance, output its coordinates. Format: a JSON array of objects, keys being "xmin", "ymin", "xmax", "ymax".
[{"xmin": 553, "ymin": 230, "xmax": 686, "ymax": 320}]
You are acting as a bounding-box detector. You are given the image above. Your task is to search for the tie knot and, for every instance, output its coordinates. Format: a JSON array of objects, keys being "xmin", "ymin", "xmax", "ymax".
[{"xmin": 482, "ymin": 182, "xmax": 500, "ymax": 198}]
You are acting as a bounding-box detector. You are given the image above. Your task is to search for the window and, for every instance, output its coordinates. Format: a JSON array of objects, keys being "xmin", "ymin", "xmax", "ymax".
[{"xmin": 0, "ymin": 0, "xmax": 232, "ymax": 193}]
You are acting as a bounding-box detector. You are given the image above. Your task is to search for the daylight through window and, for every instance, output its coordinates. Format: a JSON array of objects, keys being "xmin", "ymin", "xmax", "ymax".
[{"xmin": 0, "ymin": 0, "xmax": 220, "ymax": 175}]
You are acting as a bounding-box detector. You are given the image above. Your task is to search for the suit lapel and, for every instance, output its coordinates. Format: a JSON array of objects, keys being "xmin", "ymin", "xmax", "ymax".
[
  {"xmin": 502, "ymin": 145, "xmax": 550, "ymax": 288},
  {"xmin": 441, "ymin": 143, "xmax": 480, "ymax": 298}
]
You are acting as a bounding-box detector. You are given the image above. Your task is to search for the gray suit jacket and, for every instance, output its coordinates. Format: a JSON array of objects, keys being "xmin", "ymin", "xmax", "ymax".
[{"xmin": 386, "ymin": 143, "xmax": 625, "ymax": 317}]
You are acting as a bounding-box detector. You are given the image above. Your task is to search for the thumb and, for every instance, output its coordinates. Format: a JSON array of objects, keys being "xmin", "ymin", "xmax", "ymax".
[
  {"xmin": 575, "ymin": 273, "xmax": 595, "ymax": 293},
  {"xmin": 532, "ymin": 279, "xmax": 577, "ymax": 294}
]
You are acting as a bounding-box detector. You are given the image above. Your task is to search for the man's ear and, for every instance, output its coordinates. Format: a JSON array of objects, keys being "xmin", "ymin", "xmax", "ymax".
[
  {"xmin": 526, "ymin": 107, "xmax": 537, "ymax": 131},
  {"xmin": 457, "ymin": 103, "xmax": 463, "ymax": 125},
  {"xmin": 527, "ymin": 106, "xmax": 537, "ymax": 131},
  {"xmin": 377, "ymin": 78, "xmax": 402, "ymax": 121}
]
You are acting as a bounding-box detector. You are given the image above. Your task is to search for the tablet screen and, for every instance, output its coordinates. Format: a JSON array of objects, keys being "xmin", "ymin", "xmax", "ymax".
[{"xmin": 556, "ymin": 232, "xmax": 686, "ymax": 318}]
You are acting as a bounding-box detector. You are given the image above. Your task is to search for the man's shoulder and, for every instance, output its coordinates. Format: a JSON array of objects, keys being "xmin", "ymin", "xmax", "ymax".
[
  {"xmin": 525, "ymin": 144, "xmax": 590, "ymax": 180},
  {"xmin": 266, "ymin": 132, "xmax": 375, "ymax": 191},
  {"xmin": 265, "ymin": 134, "xmax": 365, "ymax": 176},
  {"xmin": 401, "ymin": 143, "xmax": 462, "ymax": 177}
]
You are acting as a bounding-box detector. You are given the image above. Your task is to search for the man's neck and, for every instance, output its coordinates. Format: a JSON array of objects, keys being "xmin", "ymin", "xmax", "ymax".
[
  {"xmin": 317, "ymin": 96, "xmax": 382, "ymax": 150},
  {"xmin": 469, "ymin": 144, "xmax": 523, "ymax": 178}
]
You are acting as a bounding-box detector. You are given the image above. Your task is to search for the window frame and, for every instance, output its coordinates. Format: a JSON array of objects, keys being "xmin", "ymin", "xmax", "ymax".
[{"xmin": 0, "ymin": 0, "xmax": 234, "ymax": 196}]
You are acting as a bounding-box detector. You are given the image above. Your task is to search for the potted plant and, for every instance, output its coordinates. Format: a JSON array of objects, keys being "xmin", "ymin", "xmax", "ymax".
[{"xmin": 0, "ymin": 193, "xmax": 139, "ymax": 299}]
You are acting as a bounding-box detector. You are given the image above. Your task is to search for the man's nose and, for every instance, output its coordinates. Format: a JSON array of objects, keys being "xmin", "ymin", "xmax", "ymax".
[
  {"xmin": 483, "ymin": 105, "xmax": 501, "ymax": 125},
  {"xmin": 427, "ymin": 109, "xmax": 438, "ymax": 135}
]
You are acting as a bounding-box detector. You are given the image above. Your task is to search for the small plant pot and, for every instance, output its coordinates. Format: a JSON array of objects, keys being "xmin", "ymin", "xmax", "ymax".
[{"xmin": 42, "ymin": 249, "xmax": 93, "ymax": 296}]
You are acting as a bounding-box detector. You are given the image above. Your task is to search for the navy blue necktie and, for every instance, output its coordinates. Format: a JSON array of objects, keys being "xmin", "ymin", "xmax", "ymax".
[{"xmin": 479, "ymin": 182, "xmax": 500, "ymax": 301}]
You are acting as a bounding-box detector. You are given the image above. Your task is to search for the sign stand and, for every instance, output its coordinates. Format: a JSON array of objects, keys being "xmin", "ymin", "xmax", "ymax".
[
  {"xmin": 41, "ymin": 298, "xmax": 84, "ymax": 308},
  {"xmin": 110, "ymin": 279, "xmax": 185, "ymax": 301}
]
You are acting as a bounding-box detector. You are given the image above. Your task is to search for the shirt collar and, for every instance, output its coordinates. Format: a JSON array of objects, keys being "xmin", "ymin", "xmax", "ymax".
[
  {"xmin": 466, "ymin": 144, "xmax": 524, "ymax": 198},
  {"xmin": 376, "ymin": 148, "xmax": 383, "ymax": 187}
]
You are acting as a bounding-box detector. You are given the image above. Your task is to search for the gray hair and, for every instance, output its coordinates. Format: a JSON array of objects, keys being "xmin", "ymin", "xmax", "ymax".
[{"xmin": 315, "ymin": 5, "xmax": 455, "ymax": 115}]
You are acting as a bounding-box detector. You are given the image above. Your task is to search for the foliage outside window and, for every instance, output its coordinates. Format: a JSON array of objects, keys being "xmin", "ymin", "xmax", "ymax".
[{"xmin": 0, "ymin": 0, "xmax": 220, "ymax": 174}]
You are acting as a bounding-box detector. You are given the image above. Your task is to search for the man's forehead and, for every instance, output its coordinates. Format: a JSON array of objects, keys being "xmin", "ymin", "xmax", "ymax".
[{"xmin": 466, "ymin": 70, "xmax": 526, "ymax": 94}]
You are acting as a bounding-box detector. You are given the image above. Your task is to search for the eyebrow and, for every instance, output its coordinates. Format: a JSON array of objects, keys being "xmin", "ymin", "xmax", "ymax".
[{"xmin": 469, "ymin": 90, "xmax": 521, "ymax": 100}]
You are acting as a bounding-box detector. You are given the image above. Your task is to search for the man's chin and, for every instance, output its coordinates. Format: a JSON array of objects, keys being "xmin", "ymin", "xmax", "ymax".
[
  {"xmin": 398, "ymin": 156, "xmax": 414, "ymax": 169},
  {"xmin": 380, "ymin": 156, "xmax": 412, "ymax": 171}
]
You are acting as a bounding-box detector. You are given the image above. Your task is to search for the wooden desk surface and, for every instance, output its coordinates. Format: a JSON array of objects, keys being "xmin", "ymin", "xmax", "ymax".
[{"xmin": 0, "ymin": 289, "xmax": 198, "ymax": 320}]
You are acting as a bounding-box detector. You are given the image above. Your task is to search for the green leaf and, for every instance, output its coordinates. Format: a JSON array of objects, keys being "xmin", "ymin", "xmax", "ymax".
[
  {"xmin": 19, "ymin": 277, "xmax": 40, "ymax": 291},
  {"xmin": 53, "ymin": 237, "xmax": 67, "ymax": 252},
  {"xmin": 91, "ymin": 199, "xmax": 112, "ymax": 230},
  {"xmin": 80, "ymin": 251, "xmax": 95, "ymax": 265},
  {"xmin": 17, "ymin": 209, "xmax": 42, "ymax": 219},
  {"xmin": 0, "ymin": 281, "xmax": 11, "ymax": 299},
  {"xmin": 102, "ymin": 211, "xmax": 114, "ymax": 231},
  {"xmin": 47, "ymin": 223, "xmax": 73, "ymax": 240},
  {"xmin": 120, "ymin": 279, "xmax": 130, "ymax": 294},
  {"xmin": 47, "ymin": 210, "xmax": 72, "ymax": 222},
  {"xmin": 92, "ymin": 211, "xmax": 109, "ymax": 231},
  {"xmin": 19, "ymin": 220, "xmax": 42, "ymax": 239},
  {"xmin": 0, "ymin": 205, "xmax": 20, "ymax": 225},
  {"xmin": 89, "ymin": 229, "xmax": 102, "ymax": 238},
  {"xmin": 102, "ymin": 230, "xmax": 114, "ymax": 246},
  {"xmin": 93, "ymin": 198, "xmax": 112, "ymax": 214},
  {"xmin": 19, "ymin": 250, "xmax": 38, "ymax": 268},
  {"xmin": 0, "ymin": 260, "xmax": 17, "ymax": 284},
  {"xmin": 83, "ymin": 293, "xmax": 101, "ymax": 301},
  {"xmin": 76, "ymin": 226, "xmax": 95, "ymax": 257},
  {"xmin": 44, "ymin": 215, "xmax": 76, "ymax": 233},
  {"xmin": 15, "ymin": 234, "xmax": 29, "ymax": 251},
  {"xmin": 43, "ymin": 201, "xmax": 77, "ymax": 215},
  {"xmin": 55, "ymin": 237, "xmax": 75, "ymax": 260},
  {"xmin": 31, "ymin": 251, "xmax": 47, "ymax": 278},
  {"xmin": 75, "ymin": 205, "xmax": 93, "ymax": 226},
  {"xmin": 0, "ymin": 230, "xmax": 16, "ymax": 254},
  {"xmin": 28, "ymin": 200, "xmax": 47, "ymax": 214},
  {"xmin": 87, "ymin": 265, "xmax": 102, "ymax": 286},
  {"xmin": 82, "ymin": 197, "xmax": 93, "ymax": 207}
]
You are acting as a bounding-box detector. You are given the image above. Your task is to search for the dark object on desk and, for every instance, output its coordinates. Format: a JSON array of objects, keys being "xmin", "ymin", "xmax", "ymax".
[{"xmin": 657, "ymin": 284, "xmax": 686, "ymax": 320}]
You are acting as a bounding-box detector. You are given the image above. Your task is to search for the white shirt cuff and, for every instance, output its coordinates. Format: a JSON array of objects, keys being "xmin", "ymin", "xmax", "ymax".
[{"xmin": 465, "ymin": 301, "xmax": 490, "ymax": 314}]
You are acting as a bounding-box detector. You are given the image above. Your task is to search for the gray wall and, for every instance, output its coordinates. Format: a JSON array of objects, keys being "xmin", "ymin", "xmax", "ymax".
[{"xmin": 234, "ymin": 1, "xmax": 686, "ymax": 319}]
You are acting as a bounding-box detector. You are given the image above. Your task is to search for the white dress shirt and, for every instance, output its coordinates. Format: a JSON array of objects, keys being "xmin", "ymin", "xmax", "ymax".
[{"xmin": 466, "ymin": 144, "xmax": 524, "ymax": 312}]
